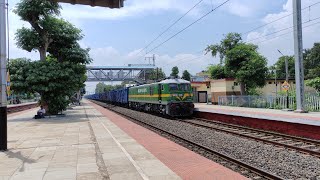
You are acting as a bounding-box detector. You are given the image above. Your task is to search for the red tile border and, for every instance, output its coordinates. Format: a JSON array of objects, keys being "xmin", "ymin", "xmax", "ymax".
[{"xmin": 88, "ymin": 101, "xmax": 247, "ymax": 180}]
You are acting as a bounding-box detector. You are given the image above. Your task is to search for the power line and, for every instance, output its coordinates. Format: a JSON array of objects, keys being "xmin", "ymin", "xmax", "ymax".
[
  {"xmin": 253, "ymin": 20, "xmax": 320, "ymax": 44},
  {"xmin": 241, "ymin": 1, "xmax": 320, "ymax": 35},
  {"xmin": 146, "ymin": 0, "xmax": 230, "ymax": 54},
  {"xmin": 246, "ymin": 15, "xmax": 320, "ymax": 43},
  {"xmin": 137, "ymin": 0, "xmax": 204, "ymax": 55}
]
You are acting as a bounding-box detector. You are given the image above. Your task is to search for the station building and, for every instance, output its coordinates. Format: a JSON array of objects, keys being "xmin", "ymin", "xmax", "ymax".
[{"xmin": 191, "ymin": 76, "xmax": 317, "ymax": 104}]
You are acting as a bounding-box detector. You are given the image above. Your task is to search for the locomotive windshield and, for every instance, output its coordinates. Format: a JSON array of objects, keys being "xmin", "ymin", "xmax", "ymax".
[
  {"xmin": 169, "ymin": 83, "xmax": 179, "ymax": 91},
  {"xmin": 180, "ymin": 84, "xmax": 190, "ymax": 91},
  {"xmin": 169, "ymin": 83, "xmax": 191, "ymax": 91}
]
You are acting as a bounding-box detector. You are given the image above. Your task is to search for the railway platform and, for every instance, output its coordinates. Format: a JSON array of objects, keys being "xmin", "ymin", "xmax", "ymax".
[
  {"xmin": 1, "ymin": 100, "xmax": 246, "ymax": 180},
  {"xmin": 195, "ymin": 103, "xmax": 320, "ymax": 140},
  {"xmin": 7, "ymin": 102, "xmax": 38, "ymax": 114}
]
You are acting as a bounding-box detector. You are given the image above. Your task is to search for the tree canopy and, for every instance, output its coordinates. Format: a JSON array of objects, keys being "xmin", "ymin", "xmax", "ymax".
[
  {"xmin": 146, "ymin": 68, "xmax": 166, "ymax": 81},
  {"xmin": 225, "ymin": 43, "xmax": 268, "ymax": 94},
  {"xmin": 306, "ymin": 77, "xmax": 320, "ymax": 93},
  {"xmin": 207, "ymin": 64, "xmax": 227, "ymax": 79},
  {"xmin": 182, "ymin": 70, "xmax": 191, "ymax": 81},
  {"xmin": 206, "ymin": 33, "xmax": 268, "ymax": 95},
  {"xmin": 14, "ymin": 0, "xmax": 61, "ymax": 61},
  {"xmin": 95, "ymin": 83, "xmax": 123, "ymax": 93},
  {"xmin": 170, "ymin": 66, "xmax": 179, "ymax": 78},
  {"xmin": 205, "ymin": 33, "xmax": 242, "ymax": 64},
  {"xmin": 12, "ymin": 0, "xmax": 91, "ymax": 114}
]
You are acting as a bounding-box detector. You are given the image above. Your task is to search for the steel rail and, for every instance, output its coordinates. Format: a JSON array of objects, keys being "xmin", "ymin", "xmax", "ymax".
[
  {"xmin": 195, "ymin": 118, "xmax": 320, "ymax": 145},
  {"xmin": 90, "ymin": 100, "xmax": 284, "ymax": 180},
  {"xmin": 182, "ymin": 119, "xmax": 320, "ymax": 157}
]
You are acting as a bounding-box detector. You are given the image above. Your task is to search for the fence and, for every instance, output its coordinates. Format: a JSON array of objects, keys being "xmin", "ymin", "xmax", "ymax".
[{"xmin": 218, "ymin": 94, "xmax": 320, "ymax": 112}]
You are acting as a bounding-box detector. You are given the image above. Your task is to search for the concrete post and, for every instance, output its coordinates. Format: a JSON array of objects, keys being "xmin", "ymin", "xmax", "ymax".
[
  {"xmin": 293, "ymin": 0, "xmax": 306, "ymax": 112},
  {"xmin": 0, "ymin": 0, "xmax": 7, "ymax": 151}
]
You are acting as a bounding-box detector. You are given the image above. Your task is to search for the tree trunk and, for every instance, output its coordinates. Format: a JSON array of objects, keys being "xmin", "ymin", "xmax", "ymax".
[
  {"xmin": 39, "ymin": 42, "xmax": 49, "ymax": 61},
  {"xmin": 240, "ymin": 82, "xmax": 246, "ymax": 95},
  {"xmin": 39, "ymin": 48, "xmax": 46, "ymax": 61}
]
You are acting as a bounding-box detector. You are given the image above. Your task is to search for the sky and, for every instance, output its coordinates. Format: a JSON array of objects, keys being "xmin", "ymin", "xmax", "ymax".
[{"xmin": 7, "ymin": 0, "xmax": 320, "ymax": 93}]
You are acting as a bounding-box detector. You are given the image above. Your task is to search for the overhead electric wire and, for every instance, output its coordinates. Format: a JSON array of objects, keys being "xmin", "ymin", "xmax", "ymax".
[
  {"xmin": 241, "ymin": 1, "xmax": 320, "ymax": 35},
  {"xmin": 253, "ymin": 20, "xmax": 320, "ymax": 44},
  {"xmin": 137, "ymin": 0, "xmax": 204, "ymax": 55},
  {"xmin": 146, "ymin": 0, "xmax": 230, "ymax": 54},
  {"xmin": 246, "ymin": 15, "xmax": 320, "ymax": 43}
]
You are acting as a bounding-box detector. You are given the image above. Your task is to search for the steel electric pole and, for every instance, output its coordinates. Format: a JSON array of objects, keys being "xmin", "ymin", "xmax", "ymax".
[
  {"xmin": 293, "ymin": 0, "xmax": 306, "ymax": 112},
  {"xmin": 0, "ymin": 0, "xmax": 8, "ymax": 151}
]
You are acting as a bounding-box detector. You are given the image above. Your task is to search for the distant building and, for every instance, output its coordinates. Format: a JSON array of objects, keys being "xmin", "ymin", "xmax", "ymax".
[
  {"xmin": 259, "ymin": 78, "xmax": 316, "ymax": 96},
  {"xmin": 191, "ymin": 77, "xmax": 317, "ymax": 104}
]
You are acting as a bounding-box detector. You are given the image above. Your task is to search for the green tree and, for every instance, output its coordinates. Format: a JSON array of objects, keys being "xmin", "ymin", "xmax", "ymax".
[
  {"xmin": 207, "ymin": 64, "xmax": 226, "ymax": 79},
  {"xmin": 13, "ymin": 0, "xmax": 91, "ymax": 114},
  {"xmin": 304, "ymin": 43, "xmax": 320, "ymax": 79},
  {"xmin": 272, "ymin": 56, "xmax": 295, "ymax": 79},
  {"xmin": 146, "ymin": 68, "xmax": 166, "ymax": 81},
  {"xmin": 8, "ymin": 58, "xmax": 31, "ymax": 93},
  {"xmin": 306, "ymin": 77, "xmax": 320, "ymax": 92},
  {"xmin": 95, "ymin": 82, "xmax": 106, "ymax": 93},
  {"xmin": 14, "ymin": 0, "xmax": 61, "ymax": 61},
  {"xmin": 170, "ymin": 66, "xmax": 179, "ymax": 78},
  {"xmin": 205, "ymin": 33, "xmax": 242, "ymax": 64},
  {"xmin": 225, "ymin": 43, "xmax": 268, "ymax": 95},
  {"xmin": 182, "ymin": 70, "xmax": 191, "ymax": 81}
]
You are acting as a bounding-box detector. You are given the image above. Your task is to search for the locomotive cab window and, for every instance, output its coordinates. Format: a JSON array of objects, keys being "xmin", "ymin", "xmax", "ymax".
[
  {"xmin": 169, "ymin": 83, "xmax": 178, "ymax": 91},
  {"xmin": 180, "ymin": 84, "xmax": 190, "ymax": 91}
]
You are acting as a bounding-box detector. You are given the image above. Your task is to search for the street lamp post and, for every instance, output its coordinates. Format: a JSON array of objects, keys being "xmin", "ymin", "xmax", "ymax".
[{"xmin": 278, "ymin": 50, "xmax": 290, "ymax": 109}]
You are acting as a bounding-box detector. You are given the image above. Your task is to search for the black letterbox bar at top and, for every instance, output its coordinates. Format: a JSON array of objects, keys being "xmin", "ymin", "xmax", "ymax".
[{"xmin": 54, "ymin": 0, "xmax": 124, "ymax": 8}]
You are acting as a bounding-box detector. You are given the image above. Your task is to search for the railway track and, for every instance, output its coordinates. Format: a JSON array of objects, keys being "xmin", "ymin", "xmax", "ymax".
[
  {"xmin": 180, "ymin": 118, "xmax": 320, "ymax": 157},
  {"xmin": 91, "ymin": 100, "xmax": 284, "ymax": 180}
]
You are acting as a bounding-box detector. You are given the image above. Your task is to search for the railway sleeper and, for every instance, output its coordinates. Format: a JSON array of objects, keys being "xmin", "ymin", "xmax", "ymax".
[
  {"xmin": 287, "ymin": 142, "xmax": 304, "ymax": 146},
  {"xmin": 299, "ymin": 144, "xmax": 316, "ymax": 148}
]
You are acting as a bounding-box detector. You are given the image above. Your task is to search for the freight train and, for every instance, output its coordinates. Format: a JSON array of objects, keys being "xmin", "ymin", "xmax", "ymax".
[{"xmin": 86, "ymin": 79, "xmax": 194, "ymax": 117}]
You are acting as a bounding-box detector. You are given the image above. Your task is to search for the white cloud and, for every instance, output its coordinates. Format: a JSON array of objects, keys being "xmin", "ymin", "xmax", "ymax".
[
  {"xmin": 246, "ymin": 0, "xmax": 320, "ymax": 65},
  {"xmin": 85, "ymin": 46, "xmax": 215, "ymax": 93},
  {"xmin": 61, "ymin": 0, "xmax": 205, "ymax": 20},
  {"xmin": 88, "ymin": 46, "xmax": 215, "ymax": 75}
]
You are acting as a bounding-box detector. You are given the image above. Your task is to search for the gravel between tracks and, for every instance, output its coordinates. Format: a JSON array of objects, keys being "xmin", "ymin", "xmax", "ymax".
[{"xmin": 107, "ymin": 105, "xmax": 320, "ymax": 179}]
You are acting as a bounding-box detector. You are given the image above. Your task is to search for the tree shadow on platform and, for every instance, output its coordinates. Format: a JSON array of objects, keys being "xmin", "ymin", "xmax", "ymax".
[{"xmin": 5, "ymin": 150, "xmax": 38, "ymax": 172}]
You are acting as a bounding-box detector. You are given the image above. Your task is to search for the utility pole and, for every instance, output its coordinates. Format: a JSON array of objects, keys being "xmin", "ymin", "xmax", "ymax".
[
  {"xmin": 0, "ymin": 0, "xmax": 8, "ymax": 151},
  {"xmin": 278, "ymin": 50, "xmax": 290, "ymax": 109},
  {"xmin": 293, "ymin": 0, "xmax": 306, "ymax": 112}
]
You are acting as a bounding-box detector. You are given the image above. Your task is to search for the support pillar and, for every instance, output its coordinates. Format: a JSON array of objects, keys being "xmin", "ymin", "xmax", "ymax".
[
  {"xmin": 292, "ymin": 0, "xmax": 306, "ymax": 112},
  {"xmin": 0, "ymin": 0, "xmax": 8, "ymax": 151}
]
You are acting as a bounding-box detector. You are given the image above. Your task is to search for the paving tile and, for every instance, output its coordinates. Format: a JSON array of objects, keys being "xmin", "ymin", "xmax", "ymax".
[
  {"xmin": 47, "ymin": 162, "xmax": 77, "ymax": 170},
  {"xmin": 109, "ymin": 172, "xmax": 143, "ymax": 180},
  {"xmin": 77, "ymin": 157, "xmax": 97, "ymax": 164},
  {"xmin": 76, "ymin": 172, "xmax": 102, "ymax": 180},
  {"xmin": 10, "ymin": 168, "xmax": 47, "ymax": 180},
  {"xmin": 106, "ymin": 164, "xmax": 138, "ymax": 175},
  {"xmin": 137, "ymin": 163, "xmax": 175, "ymax": 177},
  {"xmin": 77, "ymin": 163, "xmax": 99, "ymax": 173},
  {"xmin": 102, "ymin": 152, "xmax": 126, "ymax": 160},
  {"xmin": 43, "ymin": 169, "xmax": 76, "ymax": 180}
]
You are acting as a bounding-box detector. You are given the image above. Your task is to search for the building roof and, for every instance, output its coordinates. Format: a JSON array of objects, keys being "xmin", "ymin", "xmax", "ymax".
[{"xmin": 55, "ymin": 0, "xmax": 124, "ymax": 8}]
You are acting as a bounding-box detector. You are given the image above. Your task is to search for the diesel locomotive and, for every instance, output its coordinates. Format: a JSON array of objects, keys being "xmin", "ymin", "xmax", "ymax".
[{"xmin": 86, "ymin": 78, "xmax": 194, "ymax": 117}]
